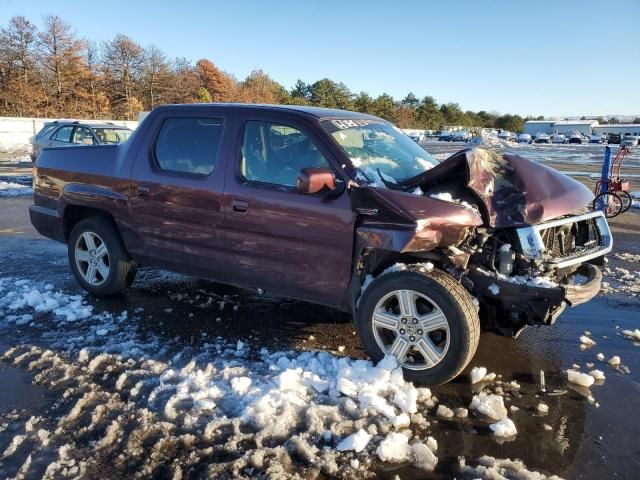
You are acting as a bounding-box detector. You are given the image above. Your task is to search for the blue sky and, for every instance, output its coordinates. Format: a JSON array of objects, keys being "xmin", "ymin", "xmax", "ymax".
[{"xmin": 2, "ymin": 0, "xmax": 638, "ymax": 117}]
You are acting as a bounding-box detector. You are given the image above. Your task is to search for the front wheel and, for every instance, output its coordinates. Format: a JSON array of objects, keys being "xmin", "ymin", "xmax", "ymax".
[
  {"xmin": 356, "ymin": 267, "xmax": 480, "ymax": 385},
  {"xmin": 68, "ymin": 217, "xmax": 137, "ymax": 296}
]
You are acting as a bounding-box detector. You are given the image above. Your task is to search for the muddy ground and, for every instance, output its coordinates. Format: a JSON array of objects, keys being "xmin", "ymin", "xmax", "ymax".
[{"xmin": 0, "ymin": 144, "xmax": 639, "ymax": 479}]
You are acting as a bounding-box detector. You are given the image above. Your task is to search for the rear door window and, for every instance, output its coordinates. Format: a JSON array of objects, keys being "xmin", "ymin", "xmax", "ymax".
[
  {"xmin": 52, "ymin": 126, "xmax": 74, "ymax": 142},
  {"xmin": 154, "ymin": 118, "xmax": 223, "ymax": 175},
  {"xmin": 71, "ymin": 127, "xmax": 95, "ymax": 145}
]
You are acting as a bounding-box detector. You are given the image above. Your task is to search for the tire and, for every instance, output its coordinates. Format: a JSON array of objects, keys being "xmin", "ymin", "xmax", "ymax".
[
  {"xmin": 618, "ymin": 191, "xmax": 632, "ymax": 214},
  {"xmin": 593, "ymin": 192, "xmax": 623, "ymax": 218},
  {"xmin": 68, "ymin": 217, "xmax": 137, "ymax": 296},
  {"xmin": 356, "ymin": 266, "xmax": 480, "ymax": 385}
]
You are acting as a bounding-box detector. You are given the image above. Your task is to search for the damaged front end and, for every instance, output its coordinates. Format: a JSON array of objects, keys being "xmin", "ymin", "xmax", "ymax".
[{"xmin": 350, "ymin": 148, "xmax": 612, "ymax": 336}]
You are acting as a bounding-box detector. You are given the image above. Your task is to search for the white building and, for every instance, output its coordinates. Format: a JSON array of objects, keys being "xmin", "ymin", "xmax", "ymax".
[
  {"xmin": 550, "ymin": 120, "xmax": 599, "ymax": 136},
  {"xmin": 522, "ymin": 120, "xmax": 556, "ymax": 135},
  {"xmin": 592, "ymin": 124, "xmax": 640, "ymax": 136}
]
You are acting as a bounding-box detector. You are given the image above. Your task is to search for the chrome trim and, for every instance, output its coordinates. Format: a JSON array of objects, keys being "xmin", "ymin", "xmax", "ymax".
[{"xmin": 516, "ymin": 211, "xmax": 612, "ymax": 269}]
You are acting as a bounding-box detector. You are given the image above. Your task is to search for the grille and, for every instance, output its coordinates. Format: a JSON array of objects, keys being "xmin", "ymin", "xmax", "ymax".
[{"xmin": 538, "ymin": 217, "xmax": 601, "ymax": 260}]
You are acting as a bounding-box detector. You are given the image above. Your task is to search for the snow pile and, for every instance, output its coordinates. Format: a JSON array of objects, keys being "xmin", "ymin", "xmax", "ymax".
[
  {"xmin": 566, "ymin": 369, "xmax": 594, "ymax": 387},
  {"xmin": 0, "ymin": 278, "xmax": 93, "ymax": 322},
  {"xmin": 436, "ymin": 404, "xmax": 454, "ymax": 418},
  {"xmin": 537, "ymin": 403, "xmax": 549, "ymax": 414},
  {"xmin": 622, "ymin": 329, "xmax": 640, "ymax": 342},
  {"xmin": 336, "ymin": 429, "xmax": 371, "ymax": 453},
  {"xmin": 489, "ymin": 418, "xmax": 517, "ymax": 437},
  {"xmin": 470, "ymin": 366, "xmax": 497, "ymax": 384},
  {"xmin": 469, "ymin": 393, "xmax": 508, "ymax": 421},
  {"xmin": 411, "ymin": 441, "xmax": 438, "ymax": 471},
  {"xmin": 0, "ymin": 180, "xmax": 33, "ymax": 197},
  {"xmin": 376, "ymin": 432, "xmax": 409, "ymax": 462},
  {"xmin": 470, "ymin": 366, "xmax": 488, "ymax": 384},
  {"xmin": 601, "ymin": 266, "xmax": 640, "ymax": 296},
  {"xmin": 579, "ymin": 335, "xmax": 596, "ymax": 347},
  {"xmin": 459, "ymin": 455, "xmax": 564, "ymax": 479}
]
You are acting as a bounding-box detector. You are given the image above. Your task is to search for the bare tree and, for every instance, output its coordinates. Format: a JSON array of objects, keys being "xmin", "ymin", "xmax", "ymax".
[
  {"xmin": 101, "ymin": 34, "xmax": 144, "ymax": 118},
  {"xmin": 38, "ymin": 15, "xmax": 85, "ymax": 98},
  {"xmin": 142, "ymin": 45, "xmax": 169, "ymax": 109}
]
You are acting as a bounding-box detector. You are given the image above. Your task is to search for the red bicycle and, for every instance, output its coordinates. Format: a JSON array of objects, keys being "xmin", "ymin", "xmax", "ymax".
[{"xmin": 593, "ymin": 145, "xmax": 633, "ymax": 217}]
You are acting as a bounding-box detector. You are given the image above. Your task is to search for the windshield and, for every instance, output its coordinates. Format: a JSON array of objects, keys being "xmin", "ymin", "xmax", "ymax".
[
  {"xmin": 322, "ymin": 119, "xmax": 436, "ymax": 185},
  {"xmin": 93, "ymin": 128, "xmax": 132, "ymax": 144}
]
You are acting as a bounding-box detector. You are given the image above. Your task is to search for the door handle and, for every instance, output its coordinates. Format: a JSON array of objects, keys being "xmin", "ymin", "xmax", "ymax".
[
  {"xmin": 232, "ymin": 199, "xmax": 249, "ymax": 213},
  {"xmin": 137, "ymin": 186, "xmax": 150, "ymax": 199}
]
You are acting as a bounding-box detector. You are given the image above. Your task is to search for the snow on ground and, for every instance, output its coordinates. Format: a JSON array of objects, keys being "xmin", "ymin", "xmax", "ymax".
[
  {"xmin": 0, "ymin": 276, "xmax": 464, "ymax": 477},
  {"xmin": 566, "ymin": 369, "xmax": 595, "ymax": 387},
  {"xmin": 0, "ymin": 270, "xmax": 623, "ymax": 478},
  {"xmin": 459, "ymin": 455, "xmax": 563, "ymax": 480},
  {"xmin": 0, "ymin": 141, "xmax": 31, "ymax": 155},
  {"xmin": 601, "ymin": 266, "xmax": 640, "ymax": 296},
  {"xmin": 0, "ymin": 181, "xmax": 33, "ymax": 197}
]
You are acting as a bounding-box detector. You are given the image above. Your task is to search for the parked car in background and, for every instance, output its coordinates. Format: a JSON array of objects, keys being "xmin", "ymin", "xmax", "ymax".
[
  {"xmin": 452, "ymin": 130, "xmax": 472, "ymax": 142},
  {"xmin": 517, "ymin": 133, "xmax": 532, "ymax": 143},
  {"xmin": 621, "ymin": 135, "xmax": 639, "ymax": 147},
  {"xmin": 606, "ymin": 133, "xmax": 621, "ymax": 145},
  {"xmin": 408, "ymin": 132, "xmax": 425, "ymax": 143},
  {"xmin": 30, "ymin": 103, "xmax": 612, "ymax": 385},
  {"xmin": 31, "ymin": 121, "xmax": 133, "ymax": 161},
  {"xmin": 589, "ymin": 134, "xmax": 605, "ymax": 144},
  {"xmin": 534, "ymin": 133, "xmax": 551, "ymax": 144},
  {"xmin": 497, "ymin": 130, "xmax": 515, "ymax": 142},
  {"xmin": 551, "ymin": 134, "xmax": 568, "ymax": 144},
  {"xmin": 568, "ymin": 133, "xmax": 586, "ymax": 144}
]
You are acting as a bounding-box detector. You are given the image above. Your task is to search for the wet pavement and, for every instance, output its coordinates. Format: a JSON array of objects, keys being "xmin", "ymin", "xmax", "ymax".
[{"xmin": 0, "ymin": 145, "xmax": 639, "ymax": 478}]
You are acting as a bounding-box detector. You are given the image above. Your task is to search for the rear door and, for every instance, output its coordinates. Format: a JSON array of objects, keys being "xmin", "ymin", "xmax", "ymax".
[
  {"xmin": 223, "ymin": 114, "xmax": 355, "ymax": 306},
  {"xmin": 128, "ymin": 111, "xmax": 229, "ymax": 281}
]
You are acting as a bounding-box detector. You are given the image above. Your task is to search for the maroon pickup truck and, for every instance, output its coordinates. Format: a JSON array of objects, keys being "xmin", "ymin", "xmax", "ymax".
[{"xmin": 30, "ymin": 104, "xmax": 612, "ymax": 384}]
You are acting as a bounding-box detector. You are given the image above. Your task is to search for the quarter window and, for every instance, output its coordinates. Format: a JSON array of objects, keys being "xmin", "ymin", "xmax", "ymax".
[
  {"xmin": 241, "ymin": 121, "xmax": 331, "ymax": 187},
  {"xmin": 52, "ymin": 126, "xmax": 74, "ymax": 142},
  {"xmin": 154, "ymin": 118, "xmax": 223, "ymax": 175}
]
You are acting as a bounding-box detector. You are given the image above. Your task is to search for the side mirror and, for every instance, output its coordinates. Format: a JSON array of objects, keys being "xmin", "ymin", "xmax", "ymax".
[{"xmin": 297, "ymin": 167, "xmax": 337, "ymax": 194}]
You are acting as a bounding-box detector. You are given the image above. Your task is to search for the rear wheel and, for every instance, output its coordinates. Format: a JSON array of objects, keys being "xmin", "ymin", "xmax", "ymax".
[
  {"xmin": 593, "ymin": 192, "xmax": 623, "ymax": 218},
  {"xmin": 68, "ymin": 217, "xmax": 137, "ymax": 296},
  {"xmin": 618, "ymin": 191, "xmax": 632, "ymax": 214},
  {"xmin": 356, "ymin": 267, "xmax": 480, "ymax": 385}
]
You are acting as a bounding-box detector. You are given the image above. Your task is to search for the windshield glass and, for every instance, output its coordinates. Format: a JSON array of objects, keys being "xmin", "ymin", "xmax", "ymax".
[
  {"xmin": 322, "ymin": 119, "xmax": 436, "ymax": 185},
  {"xmin": 93, "ymin": 128, "xmax": 132, "ymax": 144}
]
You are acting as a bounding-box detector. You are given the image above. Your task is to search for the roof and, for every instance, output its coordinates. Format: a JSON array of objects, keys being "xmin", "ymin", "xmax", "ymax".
[
  {"xmin": 154, "ymin": 103, "xmax": 381, "ymax": 120},
  {"xmin": 46, "ymin": 120, "xmax": 130, "ymax": 129},
  {"xmin": 552, "ymin": 120, "xmax": 598, "ymax": 126},
  {"xmin": 593, "ymin": 124, "xmax": 640, "ymax": 128},
  {"xmin": 523, "ymin": 120, "xmax": 556, "ymax": 124}
]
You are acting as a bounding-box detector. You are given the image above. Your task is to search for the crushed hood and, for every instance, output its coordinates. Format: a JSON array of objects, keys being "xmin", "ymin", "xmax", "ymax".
[{"xmin": 381, "ymin": 148, "xmax": 594, "ymax": 228}]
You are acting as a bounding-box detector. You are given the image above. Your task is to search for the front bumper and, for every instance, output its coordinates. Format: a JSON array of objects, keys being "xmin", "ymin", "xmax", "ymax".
[{"xmin": 469, "ymin": 263, "xmax": 602, "ymax": 325}]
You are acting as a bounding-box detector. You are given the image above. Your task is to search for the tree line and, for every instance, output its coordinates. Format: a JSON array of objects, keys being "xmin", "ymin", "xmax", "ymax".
[{"xmin": 1, "ymin": 14, "xmax": 541, "ymax": 130}]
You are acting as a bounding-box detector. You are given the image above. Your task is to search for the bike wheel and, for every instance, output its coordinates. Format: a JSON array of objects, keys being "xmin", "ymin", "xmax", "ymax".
[
  {"xmin": 593, "ymin": 192, "xmax": 623, "ymax": 218},
  {"xmin": 618, "ymin": 191, "xmax": 632, "ymax": 213}
]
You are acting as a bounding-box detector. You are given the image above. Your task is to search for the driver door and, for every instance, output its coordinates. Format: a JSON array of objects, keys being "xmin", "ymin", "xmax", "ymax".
[{"xmin": 223, "ymin": 117, "xmax": 355, "ymax": 307}]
